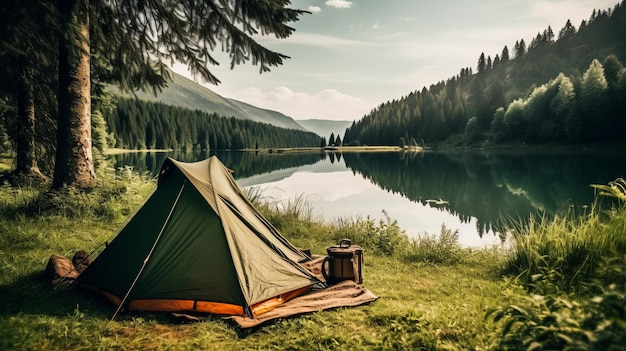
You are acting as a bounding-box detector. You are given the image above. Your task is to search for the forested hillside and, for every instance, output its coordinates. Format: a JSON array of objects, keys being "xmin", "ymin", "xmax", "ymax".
[
  {"xmin": 120, "ymin": 70, "xmax": 306, "ymax": 131},
  {"xmin": 105, "ymin": 98, "xmax": 321, "ymax": 150},
  {"xmin": 344, "ymin": 2, "xmax": 626, "ymax": 147}
]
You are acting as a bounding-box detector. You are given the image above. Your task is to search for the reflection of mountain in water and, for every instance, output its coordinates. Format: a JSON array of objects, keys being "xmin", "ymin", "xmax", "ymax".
[
  {"xmin": 106, "ymin": 150, "xmax": 324, "ymax": 180},
  {"xmin": 342, "ymin": 151, "xmax": 626, "ymax": 236}
]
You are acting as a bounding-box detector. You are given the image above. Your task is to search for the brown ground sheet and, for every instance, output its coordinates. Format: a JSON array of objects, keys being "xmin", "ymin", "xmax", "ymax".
[
  {"xmin": 224, "ymin": 256, "xmax": 378, "ymax": 328},
  {"xmin": 171, "ymin": 256, "xmax": 378, "ymax": 328},
  {"xmin": 226, "ymin": 279, "xmax": 378, "ymax": 328}
]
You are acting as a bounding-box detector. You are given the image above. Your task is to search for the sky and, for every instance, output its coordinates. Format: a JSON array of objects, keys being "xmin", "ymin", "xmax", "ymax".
[{"xmin": 172, "ymin": 0, "xmax": 620, "ymax": 121}]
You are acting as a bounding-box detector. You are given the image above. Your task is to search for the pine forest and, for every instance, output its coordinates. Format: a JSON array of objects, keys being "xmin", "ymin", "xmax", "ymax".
[
  {"xmin": 105, "ymin": 98, "xmax": 321, "ymax": 151},
  {"xmin": 344, "ymin": 2, "xmax": 626, "ymax": 147}
]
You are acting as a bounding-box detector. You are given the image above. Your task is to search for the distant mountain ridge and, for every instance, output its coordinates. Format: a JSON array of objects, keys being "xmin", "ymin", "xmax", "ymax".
[
  {"xmin": 297, "ymin": 119, "xmax": 353, "ymax": 140},
  {"xmin": 122, "ymin": 69, "xmax": 307, "ymax": 132}
]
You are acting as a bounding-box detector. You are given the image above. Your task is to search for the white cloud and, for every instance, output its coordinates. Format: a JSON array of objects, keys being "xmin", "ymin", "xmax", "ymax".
[
  {"xmin": 325, "ymin": 0, "xmax": 353, "ymax": 9},
  {"xmin": 284, "ymin": 32, "xmax": 372, "ymax": 48},
  {"xmin": 228, "ymin": 86, "xmax": 372, "ymax": 120},
  {"xmin": 308, "ymin": 6, "xmax": 322, "ymax": 13},
  {"xmin": 371, "ymin": 20, "xmax": 385, "ymax": 30}
]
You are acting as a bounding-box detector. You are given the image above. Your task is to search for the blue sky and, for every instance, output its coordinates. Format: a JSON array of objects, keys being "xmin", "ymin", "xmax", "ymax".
[{"xmin": 173, "ymin": 0, "xmax": 619, "ymax": 121}]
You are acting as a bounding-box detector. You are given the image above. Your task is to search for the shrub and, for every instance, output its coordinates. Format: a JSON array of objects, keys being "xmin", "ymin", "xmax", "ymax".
[
  {"xmin": 332, "ymin": 211, "xmax": 410, "ymax": 257},
  {"xmin": 402, "ymin": 224, "xmax": 462, "ymax": 265}
]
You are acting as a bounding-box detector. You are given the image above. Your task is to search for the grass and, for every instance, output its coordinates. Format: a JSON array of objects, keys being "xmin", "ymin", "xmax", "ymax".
[
  {"xmin": 502, "ymin": 201, "xmax": 626, "ymax": 294},
  {"xmin": 1, "ymin": 161, "xmax": 625, "ymax": 350},
  {"xmin": 489, "ymin": 179, "xmax": 626, "ymax": 350}
]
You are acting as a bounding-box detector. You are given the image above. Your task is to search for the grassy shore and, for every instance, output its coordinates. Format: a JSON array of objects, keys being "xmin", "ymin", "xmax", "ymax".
[{"xmin": 1, "ymin": 165, "xmax": 624, "ymax": 350}]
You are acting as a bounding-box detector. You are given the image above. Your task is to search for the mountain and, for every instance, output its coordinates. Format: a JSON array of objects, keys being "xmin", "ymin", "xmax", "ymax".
[
  {"xmin": 297, "ymin": 119, "xmax": 353, "ymax": 140},
  {"xmin": 121, "ymin": 69, "xmax": 307, "ymax": 132}
]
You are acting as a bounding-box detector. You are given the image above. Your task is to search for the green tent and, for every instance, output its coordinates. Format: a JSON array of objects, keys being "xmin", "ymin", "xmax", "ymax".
[{"xmin": 78, "ymin": 156, "xmax": 324, "ymax": 318}]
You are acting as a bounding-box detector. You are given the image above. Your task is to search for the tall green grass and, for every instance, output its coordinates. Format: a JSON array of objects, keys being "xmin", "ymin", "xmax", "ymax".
[
  {"xmin": 503, "ymin": 194, "xmax": 626, "ymax": 294},
  {"xmin": 487, "ymin": 179, "xmax": 626, "ymax": 350}
]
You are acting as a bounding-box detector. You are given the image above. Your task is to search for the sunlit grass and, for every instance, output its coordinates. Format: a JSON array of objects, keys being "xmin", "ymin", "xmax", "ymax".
[{"xmin": 503, "ymin": 202, "xmax": 626, "ymax": 294}]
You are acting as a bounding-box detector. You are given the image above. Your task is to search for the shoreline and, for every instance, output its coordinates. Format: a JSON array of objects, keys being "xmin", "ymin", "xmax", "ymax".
[
  {"xmin": 104, "ymin": 145, "xmax": 422, "ymax": 155},
  {"xmin": 257, "ymin": 145, "xmax": 420, "ymax": 154},
  {"xmin": 104, "ymin": 148, "xmax": 173, "ymax": 155},
  {"xmin": 103, "ymin": 141, "xmax": 626, "ymax": 156}
]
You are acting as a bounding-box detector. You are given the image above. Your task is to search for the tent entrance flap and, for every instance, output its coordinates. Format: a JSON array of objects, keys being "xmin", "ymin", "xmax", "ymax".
[{"xmin": 108, "ymin": 180, "xmax": 187, "ymax": 324}]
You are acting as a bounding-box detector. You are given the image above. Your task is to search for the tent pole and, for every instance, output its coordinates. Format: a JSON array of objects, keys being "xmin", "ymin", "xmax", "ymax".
[{"xmin": 104, "ymin": 180, "xmax": 187, "ymax": 330}]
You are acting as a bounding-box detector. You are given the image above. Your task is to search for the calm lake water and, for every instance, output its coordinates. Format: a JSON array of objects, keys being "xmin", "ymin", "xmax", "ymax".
[{"xmin": 108, "ymin": 149, "xmax": 626, "ymax": 248}]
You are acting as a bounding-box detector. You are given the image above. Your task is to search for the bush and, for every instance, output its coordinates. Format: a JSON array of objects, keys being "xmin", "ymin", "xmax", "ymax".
[
  {"xmin": 402, "ymin": 224, "xmax": 462, "ymax": 265},
  {"xmin": 332, "ymin": 211, "xmax": 409, "ymax": 257}
]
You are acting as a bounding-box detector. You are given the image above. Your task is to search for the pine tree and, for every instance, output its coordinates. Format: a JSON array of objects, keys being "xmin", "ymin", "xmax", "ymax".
[
  {"xmin": 503, "ymin": 99, "xmax": 526, "ymax": 140},
  {"xmin": 490, "ymin": 107, "xmax": 507, "ymax": 142},
  {"xmin": 493, "ymin": 54, "xmax": 500, "ymax": 69},
  {"xmin": 477, "ymin": 52, "xmax": 486, "ymax": 73},
  {"xmin": 603, "ymin": 54, "xmax": 624, "ymax": 91},
  {"xmin": 579, "ymin": 59, "xmax": 609, "ymax": 140},
  {"xmin": 558, "ymin": 19, "xmax": 577, "ymax": 39},
  {"xmin": 603, "ymin": 55, "xmax": 625, "ymax": 135},
  {"xmin": 514, "ymin": 39, "xmax": 527, "ymax": 58},
  {"xmin": 550, "ymin": 75, "xmax": 578, "ymax": 140},
  {"xmin": 0, "ymin": 0, "xmax": 56, "ymax": 180},
  {"xmin": 501, "ymin": 46, "xmax": 510, "ymax": 62},
  {"xmin": 614, "ymin": 68, "xmax": 626, "ymax": 133},
  {"xmin": 546, "ymin": 26, "xmax": 555, "ymax": 42},
  {"xmin": 2, "ymin": 0, "xmax": 307, "ymax": 189}
]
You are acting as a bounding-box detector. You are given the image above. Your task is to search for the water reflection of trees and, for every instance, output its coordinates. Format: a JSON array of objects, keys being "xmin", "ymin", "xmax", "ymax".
[
  {"xmin": 106, "ymin": 151, "xmax": 324, "ymax": 179},
  {"xmin": 342, "ymin": 151, "xmax": 625, "ymax": 236}
]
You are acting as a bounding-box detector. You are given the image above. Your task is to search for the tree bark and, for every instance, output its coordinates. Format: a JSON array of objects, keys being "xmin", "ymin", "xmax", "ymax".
[
  {"xmin": 15, "ymin": 64, "xmax": 45, "ymax": 178},
  {"xmin": 52, "ymin": 0, "xmax": 95, "ymax": 189}
]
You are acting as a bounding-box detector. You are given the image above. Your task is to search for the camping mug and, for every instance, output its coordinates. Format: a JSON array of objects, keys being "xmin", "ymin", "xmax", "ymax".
[{"xmin": 322, "ymin": 239, "xmax": 363, "ymax": 285}]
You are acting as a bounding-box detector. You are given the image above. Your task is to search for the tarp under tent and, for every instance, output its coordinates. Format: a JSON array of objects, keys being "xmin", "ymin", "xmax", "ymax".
[{"xmin": 77, "ymin": 156, "xmax": 326, "ymax": 318}]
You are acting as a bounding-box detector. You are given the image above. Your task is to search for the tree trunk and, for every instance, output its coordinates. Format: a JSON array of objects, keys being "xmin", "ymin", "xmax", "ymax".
[
  {"xmin": 15, "ymin": 64, "xmax": 45, "ymax": 178},
  {"xmin": 52, "ymin": 0, "xmax": 95, "ymax": 189}
]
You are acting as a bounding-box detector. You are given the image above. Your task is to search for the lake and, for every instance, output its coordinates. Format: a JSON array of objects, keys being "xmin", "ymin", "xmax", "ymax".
[{"xmin": 107, "ymin": 149, "xmax": 626, "ymax": 248}]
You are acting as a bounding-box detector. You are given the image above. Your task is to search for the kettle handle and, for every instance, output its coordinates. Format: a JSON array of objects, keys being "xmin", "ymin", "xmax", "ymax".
[
  {"xmin": 339, "ymin": 238, "xmax": 352, "ymax": 248},
  {"xmin": 321, "ymin": 256, "xmax": 330, "ymax": 282}
]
